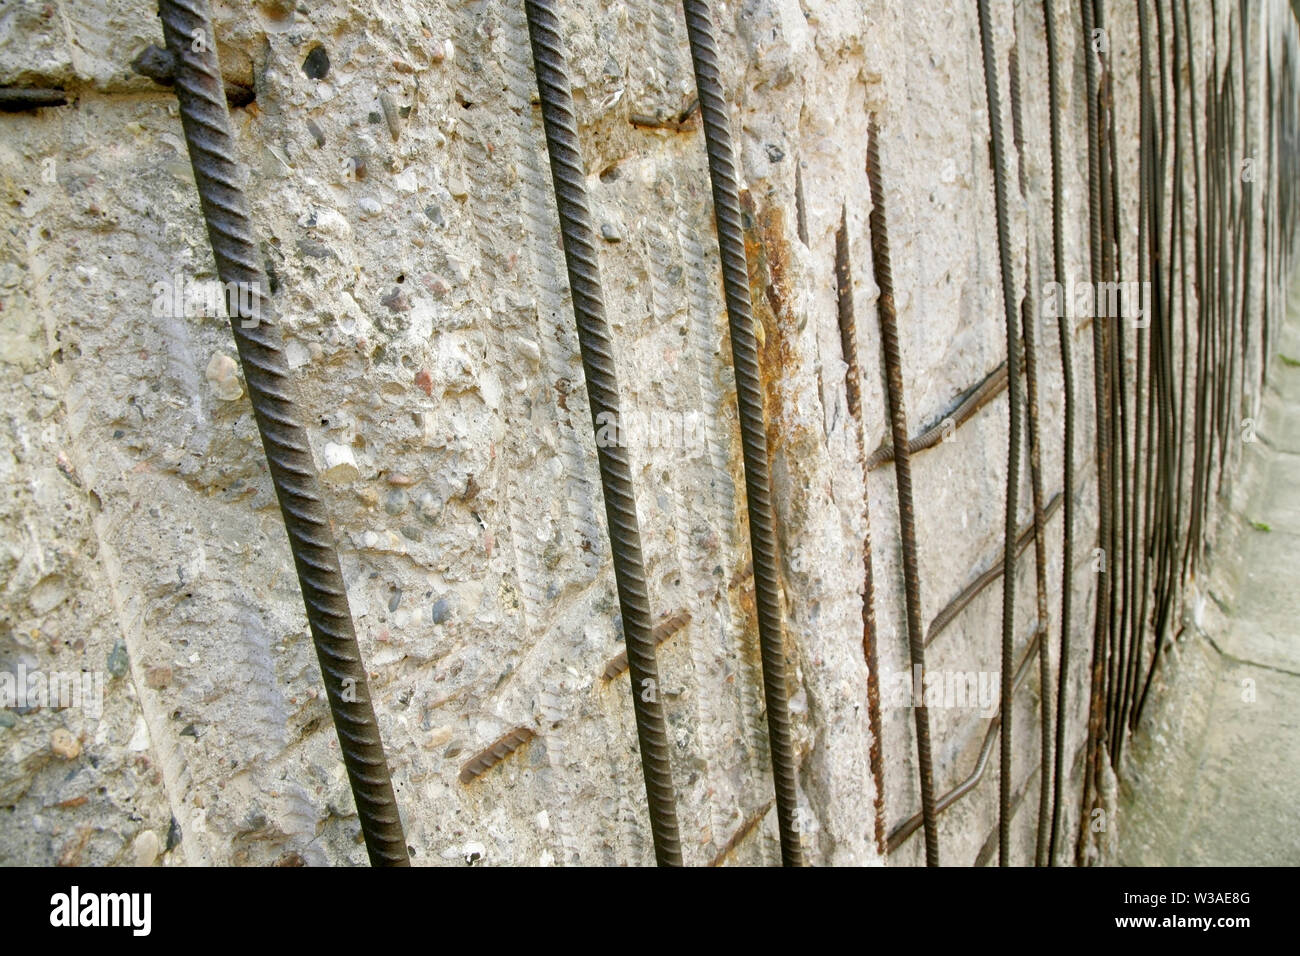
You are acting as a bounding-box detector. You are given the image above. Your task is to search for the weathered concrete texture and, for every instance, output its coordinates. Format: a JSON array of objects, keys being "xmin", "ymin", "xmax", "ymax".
[
  {"xmin": 1120, "ymin": 282, "xmax": 1300, "ymax": 867},
  {"xmin": 0, "ymin": 0, "xmax": 1291, "ymax": 865}
]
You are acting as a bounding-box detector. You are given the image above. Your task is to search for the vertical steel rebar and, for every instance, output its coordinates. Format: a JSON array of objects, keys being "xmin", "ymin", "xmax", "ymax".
[
  {"xmin": 680, "ymin": 0, "xmax": 804, "ymax": 867},
  {"xmin": 156, "ymin": 0, "xmax": 408, "ymax": 866},
  {"xmin": 1099, "ymin": 30, "xmax": 1126, "ymax": 776},
  {"xmin": 1020, "ymin": 266, "xmax": 1052, "ymax": 867},
  {"xmin": 523, "ymin": 0, "xmax": 683, "ymax": 867},
  {"xmin": 1008, "ymin": 25, "xmax": 1052, "ymax": 868},
  {"xmin": 1116, "ymin": 0, "xmax": 1154, "ymax": 774},
  {"xmin": 976, "ymin": 0, "xmax": 1023, "ymax": 868},
  {"xmin": 1042, "ymin": 0, "xmax": 1077, "ymax": 868},
  {"xmin": 1077, "ymin": 0, "xmax": 1114, "ymax": 867},
  {"xmin": 867, "ymin": 119, "xmax": 940, "ymax": 867}
]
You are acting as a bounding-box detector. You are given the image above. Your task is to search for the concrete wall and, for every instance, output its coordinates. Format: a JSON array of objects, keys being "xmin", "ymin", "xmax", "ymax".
[{"xmin": 0, "ymin": 0, "xmax": 1293, "ymax": 865}]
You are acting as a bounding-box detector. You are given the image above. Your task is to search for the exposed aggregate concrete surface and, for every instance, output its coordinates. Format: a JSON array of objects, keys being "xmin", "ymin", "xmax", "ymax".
[{"xmin": 0, "ymin": 0, "xmax": 1290, "ymax": 865}]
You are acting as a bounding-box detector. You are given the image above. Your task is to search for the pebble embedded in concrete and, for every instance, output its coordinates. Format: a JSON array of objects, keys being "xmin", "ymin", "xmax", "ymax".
[
  {"xmin": 321, "ymin": 442, "xmax": 360, "ymax": 484},
  {"xmin": 51, "ymin": 728, "xmax": 81, "ymax": 760},
  {"xmin": 133, "ymin": 829, "xmax": 159, "ymax": 867},
  {"xmin": 205, "ymin": 353, "xmax": 243, "ymax": 401}
]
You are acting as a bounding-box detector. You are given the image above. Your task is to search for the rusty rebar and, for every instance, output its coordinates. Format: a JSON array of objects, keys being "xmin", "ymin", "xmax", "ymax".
[
  {"xmin": 888, "ymin": 624, "xmax": 1047, "ymax": 855},
  {"xmin": 836, "ymin": 205, "xmax": 887, "ymax": 855},
  {"xmin": 0, "ymin": 87, "xmax": 68, "ymax": 111},
  {"xmin": 156, "ymin": 0, "xmax": 407, "ymax": 866},
  {"xmin": 524, "ymin": 0, "xmax": 683, "ymax": 867},
  {"xmin": 867, "ymin": 117, "xmax": 939, "ymax": 867},
  {"xmin": 680, "ymin": 0, "xmax": 803, "ymax": 867},
  {"xmin": 865, "ymin": 362, "xmax": 1009, "ymax": 470},
  {"xmin": 926, "ymin": 491, "xmax": 1064, "ymax": 649}
]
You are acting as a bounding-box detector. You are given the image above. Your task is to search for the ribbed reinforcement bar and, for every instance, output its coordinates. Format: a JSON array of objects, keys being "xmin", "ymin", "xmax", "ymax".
[
  {"xmin": 866, "ymin": 117, "xmax": 940, "ymax": 866},
  {"xmin": 156, "ymin": 0, "xmax": 408, "ymax": 866},
  {"xmin": 680, "ymin": 0, "xmax": 804, "ymax": 867},
  {"xmin": 524, "ymin": 0, "xmax": 683, "ymax": 866},
  {"xmin": 1042, "ymin": 0, "xmax": 1077, "ymax": 868},
  {"xmin": 976, "ymin": 0, "xmax": 1024, "ymax": 867}
]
